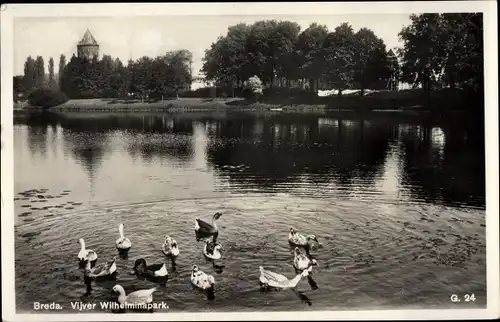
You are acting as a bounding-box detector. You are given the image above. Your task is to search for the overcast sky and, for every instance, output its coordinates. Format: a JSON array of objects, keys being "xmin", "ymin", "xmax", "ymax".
[{"xmin": 14, "ymin": 14, "xmax": 411, "ymax": 77}]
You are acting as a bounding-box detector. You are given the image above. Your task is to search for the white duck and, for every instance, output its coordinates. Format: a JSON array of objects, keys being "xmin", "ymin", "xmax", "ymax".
[
  {"xmin": 293, "ymin": 247, "xmax": 318, "ymax": 273},
  {"xmin": 293, "ymin": 247, "xmax": 319, "ymax": 290},
  {"xmin": 191, "ymin": 265, "xmax": 216, "ymax": 300},
  {"xmin": 78, "ymin": 238, "xmax": 98, "ymax": 263},
  {"xmin": 162, "ymin": 235, "xmax": 180, "ymax": 260},
  {"xmin": 85, "ymin": 256, "xmax": 117, "ymax": 279},
  {"xmin": 116, "ymin": 223, "xmax": 132, "ymax": 251},
  {"xmin": 112, "ymin": 285, "xmax": 157, "ymax": 308},
  {"xmin": 288, "ymin": 228, "xmax": 320, "ymax": 249},
  {"xmin": 259, "ymin": 266, "xmax": 309, "ymax": 289},
  {"xmin": 202, "ymin": 240, "xmax": 222, "ymax": 261}
]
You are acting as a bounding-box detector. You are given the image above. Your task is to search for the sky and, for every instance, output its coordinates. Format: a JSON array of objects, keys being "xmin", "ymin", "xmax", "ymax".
[{"xmin": 14, "ymin": 14, "xmax": 411, "ymax": 77}]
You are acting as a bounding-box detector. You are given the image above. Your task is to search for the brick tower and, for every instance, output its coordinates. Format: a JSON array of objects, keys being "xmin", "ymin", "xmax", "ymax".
[{"xmin": 77, "ymin": 29, "xmax": 99, "ymax": 61}]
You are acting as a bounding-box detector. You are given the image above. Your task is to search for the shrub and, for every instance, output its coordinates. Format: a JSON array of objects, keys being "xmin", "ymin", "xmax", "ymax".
[
  {"xmin": 243, "ymin": 76, "xmax": 264, "ymax": 101},
  {"xmin": 28, "ymin": 88, "xmax": 69, "ymax": 109}
]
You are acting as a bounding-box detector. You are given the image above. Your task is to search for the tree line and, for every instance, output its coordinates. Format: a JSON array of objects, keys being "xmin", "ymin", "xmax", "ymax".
[
  {"xmin": 14, "ymin": 13, "xmax": 483, "ymax": 103},
  {"xmin": 202, "ymin": 13, "xmax": 483, "ymax": 96},
  {"xmin": 202, "ymin": 20, "xmax": 396, "ymax": 97},
  {"xmin": 16, "ymin": 50, "xmax": 193, "ymax": 101},
  {"xmin": 14, "ymin": 55, "xmax": 59, "ymax": 97},
  {"xmin": 398, "ymin": 13, "xmax": 483, "ymax": 94}
]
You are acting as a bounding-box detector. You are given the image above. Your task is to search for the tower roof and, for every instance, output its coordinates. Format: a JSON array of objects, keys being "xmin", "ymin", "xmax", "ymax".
[{"xmin": 78, "ymin": 29, "xmax": 98, "ymax": 46}]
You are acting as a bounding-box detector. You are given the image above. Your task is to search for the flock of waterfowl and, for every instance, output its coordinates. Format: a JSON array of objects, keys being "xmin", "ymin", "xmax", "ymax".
[{"xmin": 77, "ymin": 213, "xmax": 322, "ymax": 311}]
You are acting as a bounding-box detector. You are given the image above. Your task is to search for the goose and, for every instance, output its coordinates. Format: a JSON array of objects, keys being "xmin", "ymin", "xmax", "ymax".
[
  {"xmin": 112, "ymin": 285, "xmax": 157, "ymax": 309},
  {"xmin": 131, "ymin": 258, "xmax": 168, "ymax": 280},
  {"xmin": 116, "ymin": 223, "xmax": 132, "ymax": 251},
  {"xmin": 292, "ymin": 247, "xmax": 319, "ymax": 290},
  {"xmin": 195, "ymin": 212, "xmax": 222, "ymax": 242},
  {"xmin": 162, "ymin": 235, "xmax": 180, "ymax": 260},
  {"xmin": 202, "ymin": 240, "xmax": 222, "ymax": 261},
  {"xmin": 190, "ymin": 265, "xmax": 215, "ymax": 300},
  {"xmin": 84, "ymin": 256, "xmax": 117, "ymax": 280},
  {"xmin": 293, "ymin": 247, "xmax": 318, "ymax": 272},
  {"xmin": 78, "ymin": 238, "xmax": 98, "ymax": 265},
  {"xmin": 288, "ymin": 228, "xmax": 320, "ymax": 251},
  {"xmin": 259, "ymin": 266, "xmax": 309, "ymax": 290}
]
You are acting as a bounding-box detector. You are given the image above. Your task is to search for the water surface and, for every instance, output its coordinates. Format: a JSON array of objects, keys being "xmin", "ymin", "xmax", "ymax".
[{"xmin": 14, "ymin": 111, "xmax": 486, "ymax": 313}]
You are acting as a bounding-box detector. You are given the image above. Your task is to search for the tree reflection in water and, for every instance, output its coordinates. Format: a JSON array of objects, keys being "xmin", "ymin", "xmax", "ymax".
[{"xmin": 14, "ymin": 111, "xmax": 485, "ymax": 209}]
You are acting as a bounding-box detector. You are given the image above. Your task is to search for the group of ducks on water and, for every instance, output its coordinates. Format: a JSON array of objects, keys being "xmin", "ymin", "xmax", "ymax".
[{"xmin": 77, "ymin": 212, "xmax": 322, "ymax": 310}]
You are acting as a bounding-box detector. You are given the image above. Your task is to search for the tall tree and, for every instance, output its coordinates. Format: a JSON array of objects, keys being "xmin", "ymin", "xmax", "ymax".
[
  {"xmin": 126, "ymin": 59, "xmax": 137, "ymax": 95},
  {"xmin": 323, "ymin": 23, "xmax": 357, "ymax": 96},
  {"xmin": 270, "ymin": 21, "xmax": 301, "ymax": 87},
  {"xmin": 23, "ymin": 56, "xmax": 36, "ymax": 93},
  {"xmin": 48, "ymin": 57, "xmax": 56, "ymax": 89},
  {"xmin": 165, "ymin": 49, "xmax": 193, "ymax": 94},
  {"xmin": 131, "ymin": 56, "xmax": 155, "ymax": 102},
  {"xmin": 352, "ymin": 28, "xmax": 391, "ymax": 96},
  {"xmin": 34, "ymin": 56, "xmax": 45, "ymax": 88},
  {"xmin": 294, "ymin": 23, "xmax": 329, "ymax": 92},
  {"xmin": 223, "ymin": 23, "xmax": 252, "ymax": 87},
  {"xmin": 110, "ymin": 58, "xmax": 127, "ymax": 97},
  {"xmin": 60, "ymin": 55, "xmax": 84, "ymax": 98},
  {"xmin": 202, "ymin": 36, "xmax": 228, "ymax": 86},
  {"xmin": 397, "ymin": 14, "xmax": 443, "ymax": 92},
  {"xmin": 58, "ymin": 54, "xmax": 67, "ymax": 88},
  {"xmin": 438, "ymin": 13, "xmax": 483, "ymax": 91},
  {"xmin": 245, "ymin": 20, "xmax": 280, "ymax": 86},
  {"xmin": 98, "ymin": 55, "xmax": 115, "ymax": 96},
  {"xmin": 152, "ymin": 55, "xmax": 171, "ymax": 99}
]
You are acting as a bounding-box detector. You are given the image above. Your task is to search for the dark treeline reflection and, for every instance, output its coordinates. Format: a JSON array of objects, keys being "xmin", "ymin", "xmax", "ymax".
[
  {"xmin": 204, "ymin": 115, "xmax": 394, "ymax": 188},
  {"xmin": 202, "ymin": 113, "xmax": 484, "ymax": 208},
  {"xmin": 14, "ymin": 111, "xmax": 485, "ymax": 208},
  {"xmin": 15, "ymin": 112, "xmax": 196, "ymax": 167},
  {"xmin": 398, "ymin": 124, "xmax": 485, "ymax": 208},
  {"xmin": 15, "ymin": 112, "xmax": 194, "ymax": 134}
]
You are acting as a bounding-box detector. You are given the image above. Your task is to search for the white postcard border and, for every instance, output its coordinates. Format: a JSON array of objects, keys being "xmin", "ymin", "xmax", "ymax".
[{"xmin": 1, "ymin": 2, "xmax": 498, "ymax": 321}]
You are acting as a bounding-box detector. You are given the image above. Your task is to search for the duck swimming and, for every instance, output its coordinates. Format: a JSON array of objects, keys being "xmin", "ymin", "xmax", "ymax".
[
  {"xmin": 190, "ymin": 265, "xmax": 216, "ymax": 300},
  {"xmin": 288, "ymin": 228, "xmax": 320, "ymax": 252},
  {"xmin": 259, "ymin": 266, "xmax": 309, "ymax": 290},
  {"xmin": 202, "ymin": 240, "xmax": 222, "ymax": 261},
  {"xmin": 84, "ymin": 256, "xmax": 117, "ymax": 280},
  {"xmin": 202, "ymin": 240, "xmax": 225, "ymax": 272},
  {"xmin": 112, "ymin": 285, "xmax": 158, "ymax": 311},
  {"xmin": 195, "ymin": 212, "xmax": 222, "ymax": 242},
  {"xmin": 116, "ymin": 223, "xmax": 132, "ymax": 251},
  {"xmin": 162, "ymin": 235, "xmax": 179, "ymax": 265},
  {"xmin": 293, "ymin": 247, "xmax": 318, "ymax": 272},
  {"xmin": 78, "ymin": 238, "xmax": 98, "ymax": 266},
  {"xmin": 292, "ymin": 247, "xmax": 319, "ymax": 290},
  {"xmin": 131, "ymin": 258, "xmax": 168, "ymax": 281}
]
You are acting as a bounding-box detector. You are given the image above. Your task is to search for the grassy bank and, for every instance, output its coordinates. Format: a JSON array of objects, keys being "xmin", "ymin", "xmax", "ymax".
[
  {"xmin": 22, "ymin": 97, "xmax": 331, "ymax": 113},
  {"xmin": 15, "ymin": 88, "xmax": 480, "ymax": 114}
]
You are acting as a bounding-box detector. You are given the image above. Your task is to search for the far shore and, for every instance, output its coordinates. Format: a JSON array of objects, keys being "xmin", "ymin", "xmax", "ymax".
[
  {"xmin": 13, "ymin": 88, "xmax": 478, "ymax": 115},
  {"xmin": 14, "ymin": 97, "xmax": 423, "ymax": 114}
]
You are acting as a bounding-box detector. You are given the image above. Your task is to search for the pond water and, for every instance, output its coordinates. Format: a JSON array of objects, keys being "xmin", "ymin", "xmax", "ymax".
[{"xmin": 13, "ymin": 111, "xmax": 486, "ymax": 313}]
